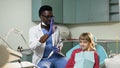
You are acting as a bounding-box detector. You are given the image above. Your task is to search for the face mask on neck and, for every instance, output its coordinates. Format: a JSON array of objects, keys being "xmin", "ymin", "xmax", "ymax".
[{"xmin": 41, "ymin": 22, "xmax": 47, "ymax": 26}]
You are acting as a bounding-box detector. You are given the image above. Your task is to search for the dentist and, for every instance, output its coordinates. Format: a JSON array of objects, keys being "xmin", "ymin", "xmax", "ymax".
[{"xmin": 29, "ymin": 5, "xmax": 67, "ymax": 68}]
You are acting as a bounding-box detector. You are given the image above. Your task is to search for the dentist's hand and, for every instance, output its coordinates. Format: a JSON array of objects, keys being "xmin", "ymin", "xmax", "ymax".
[
  {"xmin": 47, "ymin": 17, "xmax": 54, "ymax": 36},
  {"xmin": 52, "ymin": 46, "xmax": 60, "ymax": 53}
]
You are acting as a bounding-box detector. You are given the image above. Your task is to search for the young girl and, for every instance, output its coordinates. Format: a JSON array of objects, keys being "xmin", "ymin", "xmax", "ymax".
[{"xmin": 66, "ymin": 32, "xmax": 99, "ymax": 68}]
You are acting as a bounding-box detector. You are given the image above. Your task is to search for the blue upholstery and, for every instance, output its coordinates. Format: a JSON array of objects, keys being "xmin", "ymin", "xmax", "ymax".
[{"xmin": 66, "ymin": 44, "xmax": 108, "ymax": 66}]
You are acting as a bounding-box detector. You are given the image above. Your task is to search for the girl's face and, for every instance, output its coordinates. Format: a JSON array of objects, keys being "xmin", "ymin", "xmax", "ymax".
[{"xmin": 79, "ymin": 39, "xmax": 90, "ymax": 51}]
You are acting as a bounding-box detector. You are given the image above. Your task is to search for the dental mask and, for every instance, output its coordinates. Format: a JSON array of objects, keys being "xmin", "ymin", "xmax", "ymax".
[{"xmin": 41, "ymin": 22, "xmax": 47, "ymax": 26}]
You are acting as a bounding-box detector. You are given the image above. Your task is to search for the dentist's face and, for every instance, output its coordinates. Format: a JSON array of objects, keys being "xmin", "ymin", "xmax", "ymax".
[
  {"xmin": 79, "ymin": 39, "xmax": 90, "ymax": 51},
  {"xmin": 40, "ymin": 10, "xmax": 53, "ymax": 26}
]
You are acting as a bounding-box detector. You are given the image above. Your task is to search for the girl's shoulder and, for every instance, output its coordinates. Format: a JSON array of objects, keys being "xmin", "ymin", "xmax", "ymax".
[
  {"xmin": 90, "ymin": 50, "xmax": 98, "ymax": 54},
  {"xmin": 93, "ymin": 51, "xmax": 98, "ymax": 55}
]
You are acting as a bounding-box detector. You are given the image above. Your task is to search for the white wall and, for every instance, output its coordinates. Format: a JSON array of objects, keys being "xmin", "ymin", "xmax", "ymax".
[
  {"xmin": 0, "ymin": 0, "xmax": 36, "ymax": 50},
  {"xmin": 69, "ymin": 22, "xmax": 120, "ymax": 40}
]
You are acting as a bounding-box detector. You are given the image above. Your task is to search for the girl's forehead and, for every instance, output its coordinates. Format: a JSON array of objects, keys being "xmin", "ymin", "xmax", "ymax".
[
  {"xmin": 79, "ymin": 36, "xmax": 90, "ymax": 41},
  {"xmin": 80, "ymin": 38, "xmax": 88, "ymax": 41},
  {"xmin": 80, "ymin": 39, "xmax": 88, "ymax": 42}
]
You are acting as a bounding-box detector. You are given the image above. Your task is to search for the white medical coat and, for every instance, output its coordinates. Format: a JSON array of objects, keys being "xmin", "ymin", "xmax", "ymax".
[{"xmin": 29, "ymin": 23, "xmax": 63, "ymax": 65}]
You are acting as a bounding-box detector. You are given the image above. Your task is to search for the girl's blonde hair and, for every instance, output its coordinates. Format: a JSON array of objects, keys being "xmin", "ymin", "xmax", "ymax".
[{"xmin": 79, "ymin": 32, "xmax": 96, "ymax": 51}]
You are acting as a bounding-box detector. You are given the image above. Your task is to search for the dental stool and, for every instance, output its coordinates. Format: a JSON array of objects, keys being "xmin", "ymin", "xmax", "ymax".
[{"xmin": 66, "ymin": 44, "xmax": 108, "ymax": 67}]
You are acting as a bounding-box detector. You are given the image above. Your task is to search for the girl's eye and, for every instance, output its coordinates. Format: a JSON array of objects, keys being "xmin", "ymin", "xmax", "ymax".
[{"xmin": 79, "ymin": 41, "xmax": 82, "ymax": 43}]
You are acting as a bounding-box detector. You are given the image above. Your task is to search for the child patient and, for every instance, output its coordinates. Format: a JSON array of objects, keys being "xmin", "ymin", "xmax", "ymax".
[{"xmin": 66, "ymin": 32, "xmax": 99, "ymax": 68}]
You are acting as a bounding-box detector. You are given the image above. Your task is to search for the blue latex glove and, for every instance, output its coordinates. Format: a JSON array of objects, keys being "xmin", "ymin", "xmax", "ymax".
[
  {"xmin": 47, "ymin": 17, "xmax": 54, "ymax": 36},
  {"xmin": 52, "ymin": 46, "xmax": 60, "ymax": 54}
]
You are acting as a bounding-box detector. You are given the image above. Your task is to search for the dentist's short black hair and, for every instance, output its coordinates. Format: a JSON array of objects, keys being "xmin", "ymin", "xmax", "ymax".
[{"xmin": 39, "ymin": 5, "xmax": 52, "ymax": 17}]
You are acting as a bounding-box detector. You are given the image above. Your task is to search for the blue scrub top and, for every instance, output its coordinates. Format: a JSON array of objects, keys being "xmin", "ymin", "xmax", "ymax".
[{"xmin": 42, "ymin": 28, "xmax": 54, "ymax": 58}]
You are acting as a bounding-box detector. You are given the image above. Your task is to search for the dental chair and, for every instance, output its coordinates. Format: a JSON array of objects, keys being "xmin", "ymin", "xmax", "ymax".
[{"xmin": 66, "ymin": 44, "xmax": 108, "ymax": 67}]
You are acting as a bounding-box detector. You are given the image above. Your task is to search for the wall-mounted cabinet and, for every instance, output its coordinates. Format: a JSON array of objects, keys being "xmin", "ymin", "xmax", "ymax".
[
  {"xmin": 109, "ymin": 0, "xmax": 120, "ymax": 21},
  {"xmin": 32, "ymin": 0, "xmax": 120, "ymax": 24},
  {"xmin": 63, "ymin": 0, "xmax": 109, "ymax": 24},
  {"xmin": 63, "ymin": 0, "xmax": 120, "ymax": 24},
  {"xmin": 32, "ymin": 0, "xmax": 63, "ymax": 23},
  {"xmin": 63, "ymin": 0, "xmax": 76, "ymax": 24}
]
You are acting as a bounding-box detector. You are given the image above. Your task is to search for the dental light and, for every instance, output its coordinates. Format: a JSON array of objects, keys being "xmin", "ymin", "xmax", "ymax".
[{"xmin": 5, "ymin": 28, "xmax": 32, "ymax": 55}]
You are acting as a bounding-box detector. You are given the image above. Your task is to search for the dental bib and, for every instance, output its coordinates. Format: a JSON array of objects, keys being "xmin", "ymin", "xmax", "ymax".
[{"xmin": 74, "ymin": 51, "xmax": 95, "ymax": 68}]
